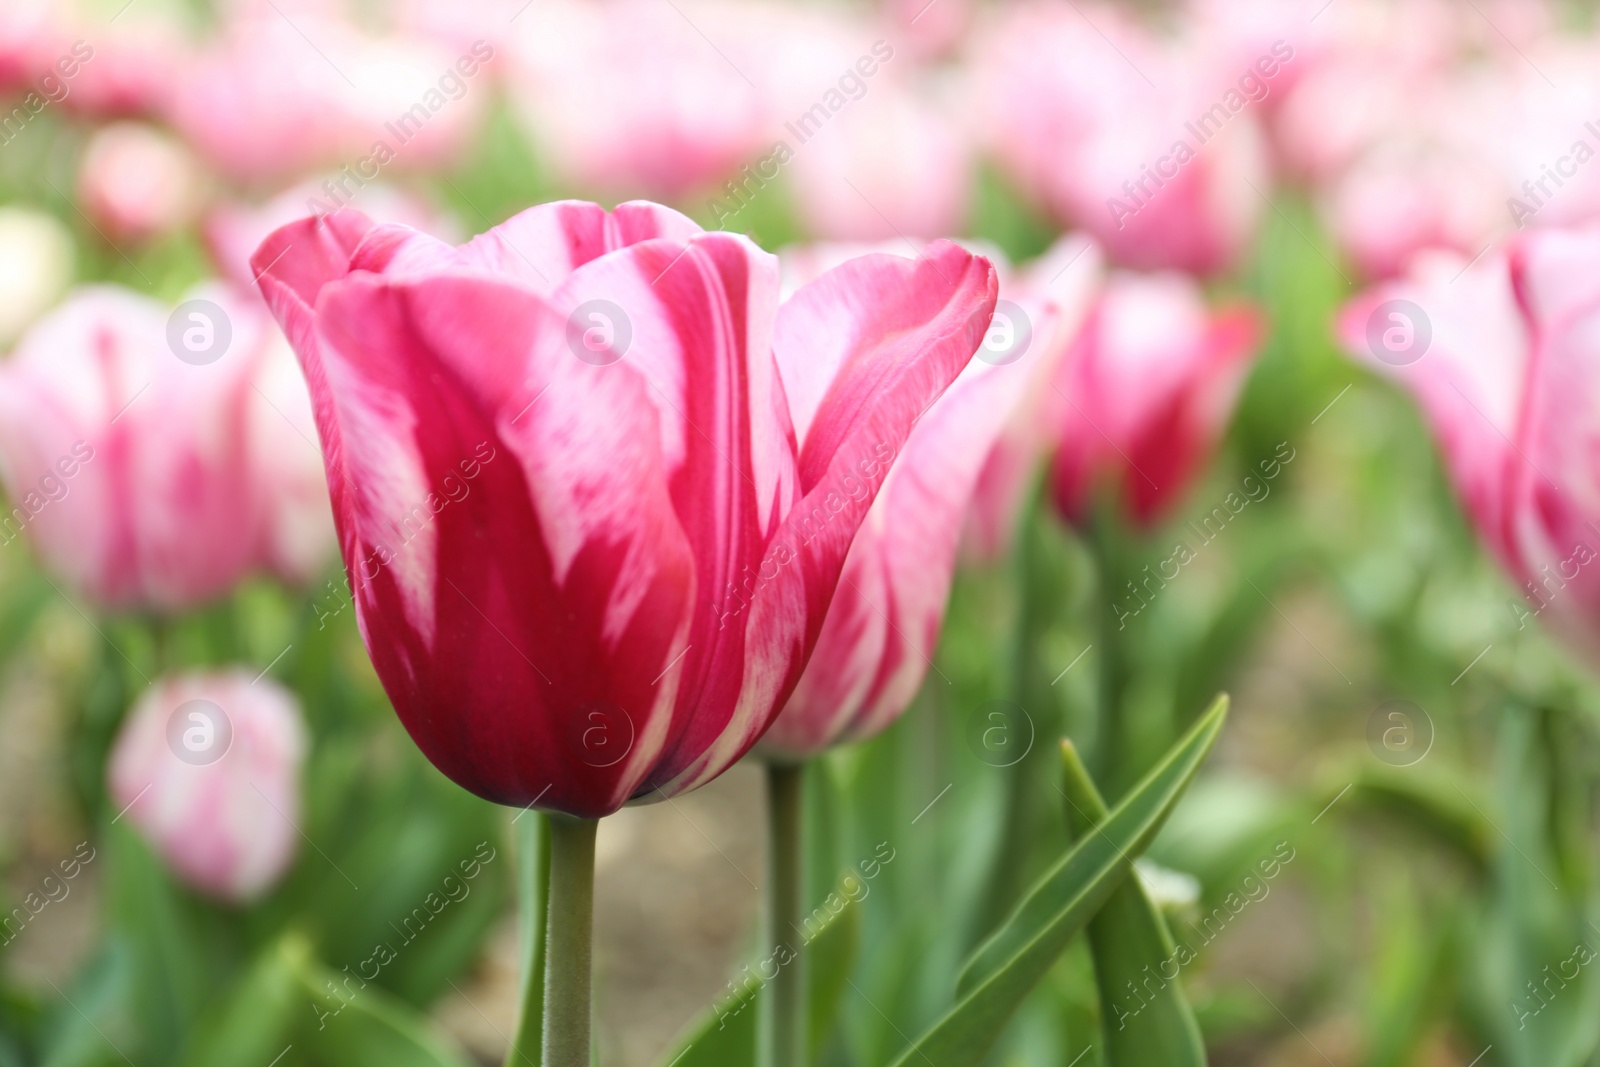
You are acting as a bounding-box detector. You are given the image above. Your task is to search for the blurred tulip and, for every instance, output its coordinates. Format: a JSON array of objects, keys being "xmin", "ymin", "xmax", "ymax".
[
  {"xmin": 1337, "ymin": 226, "xmax": 1600, "ymax": 649},
  {"xmin": 506, "ymin": 0, "xmax": 773, "ymax": 199},
  {"xmin": 882, "ymin": 0, "xmax": 971, "ymax": 61},
  {"xmin": 0, "ymin": 205, "xmax": 72, "ymax": 343},
  {"xmin": 205, "ymin": 181, "xmax": 455, "ymax": 290},
  {"xmin": 972, "ymin": 2, "xmax": 1266, "ymax": 274},
  {"xmin": 786, "ymin": 77, "xmax": 971, "ymax": 241},
  {"xmin": 1050, "ymin": 271, "xmax": 1262, "ymax": 527},
  {"xmin": 0, "ymin": 284, "xmax": 334, "ymax": 609},
  {"xmin": 251, "ymin": 199, "xmax": 995, "ymax": 817},
  {"xmin": 758, "ymin": 336, "xmax": 1030, "ymax": 757},
  {"xmin": 108, "ymin": 670, "xmax": 308, "ymax": 902},
  {"xmin": 964, "ymin": 235, "xmax": 1103, "ymax": 560},
  {"xmin": 77, "ymin": 122, "xmax": 205, "ymax": 244}
]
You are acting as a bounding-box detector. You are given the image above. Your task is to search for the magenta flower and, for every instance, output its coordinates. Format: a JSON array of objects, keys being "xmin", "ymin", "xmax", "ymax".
[{"xmin": 252, "ymin": 199, "xmax": 995, "ymax": 817}]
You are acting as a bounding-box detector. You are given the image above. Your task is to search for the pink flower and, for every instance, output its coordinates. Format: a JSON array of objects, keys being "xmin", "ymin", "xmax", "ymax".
[
  {"xmin": 1050, "ymin": 271, "xmax": 1262, "ymax": 526},
  {"xmin": 77, "ymin": 122, "xmax": 205, "ymax": 244},
  {"xmin": 758, "ymin": 332, "xmax": 1032, "ymax": 758},
  {"xmin": 1337, "ymin": 226, "xmax": 1600, "ymax": 647},
  {"xmin": 108, "ymin": 670, "xmax": 308, "ymax": 903},
  {"xmin": 251, "ymin": 199, "xmax": 996, "ymax": 817},
  {"xmin": 786, "ymin": 77, "xmax": 971, "ymax": 242},
  {"xmin": 964, "ymin": 236, "xmax": 1103, "ymax": 560},
  {"xmin": 505, "ymin": 0, "xmax": 775, "ymax": 200},
  {"xmin": 205, "ymin": 182, "xmax": 456, "ymax": 291},
  {"xmin": 0, "ymin": 284, "xmax": 334, "ymax": 609},
  {"xmin": 971, "ymin": 1, "xmax": 1266, "ymax": 275}
]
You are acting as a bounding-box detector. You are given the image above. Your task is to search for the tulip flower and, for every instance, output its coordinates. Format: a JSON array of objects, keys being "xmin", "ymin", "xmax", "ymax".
[
  {"xmin": 252, "ymin": 198, "xmax": 993, "ymax": 816},
  {"xmin": 77, "ymin": 122, "xmax": 204, "ymax": 244},
  {"xmin": 757, "ymin": 341, "xmax": 1031, "ymax": 758},
  {"xmin": 1336, "ymin": 225, "xmax": 1600, "ymax": 650},
  {"xmin": 107, "ymin": 670, "xmax": 309, "ymax": 903},
  {"xmin": 971, "ymin": 2, "xmax": 1266, "ymax": 275},
  {"xmin": 1050, "ymin": 271, "xmax": 1262, "ymax": 527},
  {"xmin": 252, "ymin": 198, "xmax": 994, "ymax": 1063},
  {"xmin": 0, "ymin": 284, "xmax": 334, "ymax": 608}
]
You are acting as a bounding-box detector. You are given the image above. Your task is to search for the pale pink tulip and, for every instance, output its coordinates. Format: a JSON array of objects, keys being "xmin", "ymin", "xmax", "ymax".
[
  {"xmin": 971, "ymin": 1, "xmax": 1267, "ymax": 274},
  {"xmin": 77, "ymin": 122, "xmax": 205, "ymax": 244},
  {"xmin": 1050, "ymin": 271, "xmax": 1262, "ymax": 526},
  {"xmin": 1337, "ymin": 226, "xmax": 1600, "ymax": 648},
  {"xmin": 108, "ymin": 670, "xmax": 308, "ymax": 902},
  {"xmin": 0, "ymin": 285, "xmax": 334, "ymax": 608},
  {"xmin": 251, "ymin": 199, "xmax": 995, "ymax": 817}
]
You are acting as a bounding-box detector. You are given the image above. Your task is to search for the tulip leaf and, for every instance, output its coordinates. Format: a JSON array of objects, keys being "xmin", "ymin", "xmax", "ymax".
[
  {"xmin": 655, "ymin": 875, "xmax": 863, "ymax": 1067},
  {"xmin": 288, "ymin": 948, "xmax": 473, "ymax": 1067},
  {"xmin": 885, "ymin": 695, "xmax": 1228, "ymax": 1067},
  {"xmin": 1060, "ymin": 740, "xmax": 1207, "ymax": 1067},
  {"xmin": 175, "ymin": 936, "xmax": 304, "ymax": 1067}
]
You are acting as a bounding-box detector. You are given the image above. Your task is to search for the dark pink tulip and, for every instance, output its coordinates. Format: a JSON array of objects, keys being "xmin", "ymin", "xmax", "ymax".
[
  {"xmin": 1337, "ymin": 227, "xmax": 1600, "ymax": 645},
  {"xmin": 251, "ymin": 200, "xmax": 996, "ymax": 817},
  {"xmin": 1050, "ymin": 272, "xmax": 1262, "ymax": 527}
]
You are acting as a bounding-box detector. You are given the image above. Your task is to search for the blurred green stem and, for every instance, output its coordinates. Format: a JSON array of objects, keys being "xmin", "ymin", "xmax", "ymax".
[
  {"xmin": 1088, "ymin": 503, "xmax": 1131, "ymax": 795},
  {"xmin": 542, "ymin": 815, "xmax": 597, "ymax": 1067},
  {"xmin": 505, "ymin": 812, "xmax": 552, "ymax": 1067},
  {"xmin": 763, "ymin": 760, "xmax": 806, "ymax": 1067}
]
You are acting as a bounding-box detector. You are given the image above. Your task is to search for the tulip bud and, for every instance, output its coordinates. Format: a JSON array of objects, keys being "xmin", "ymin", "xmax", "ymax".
[
  {"xmin": 107, "ymin": 670, "xmax": 309, "ymax": 902},
  {"xmin": 1050, "ymin": 272, "xmax": 1262, "ymax": 527},
  {"xmin": 78, "ymin": 122, "xmax": 204, "ymax": 245}
]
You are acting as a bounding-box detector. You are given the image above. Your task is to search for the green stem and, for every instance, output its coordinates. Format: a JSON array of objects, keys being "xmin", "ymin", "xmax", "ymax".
[
  {"xmin": 505, "ymin": 813, "xmax": 552, "ymax": 1067},
  {"xmin": 542, "ymin": 816, "xmax": 597, "ymax": 1067},
  {"xmin": 1088, "ymin": 503, "xmax": 1130, "ymax": 795},
  {"xmin": 763, "ymin": 761, "xmax": 806, "ymax": 1067}
]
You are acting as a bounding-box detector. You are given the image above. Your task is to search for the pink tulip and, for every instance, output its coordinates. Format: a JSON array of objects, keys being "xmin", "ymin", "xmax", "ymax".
[
  {"xmin": 205, "ymin": 182, "xmax": 456, "ymax": 291},
  {"xmin": 1050, "ymin": 271, "xmax": 1262, "ymax": 526},
  {"xmin": 758, "ymin": 333, "xmax": 1032, "ymax": 757},
  {"xmin": 786, "ymin": 78, "xmax": 971, "ymax": 241},
  {"xmin": 108, "ymin": 670, "xmax": 308, "ymax": 902},
  {"xmin": 971, "ymin": 1, "xmax": 1267, "ymax": 275},
  {"xmin": 964, "ymin": 235, "xmax": 1104, "ymax": 560},
  {"xmin": 1336, "ymin": 226, "xmax": 1600, "ymax": 646},
  {"xmin": 251, "ymin": 199, "xmax": 995, "ymax": 817},
  {"xmin": 0, "ymin": 284, "xmax": 334, "ymax": 608},
  {"xmin": 77, "ymin": 122, "xmax": 205, "ymax": 244},
  {"xmin": 505, "ymin": 0, "xmax": 774, "ymax": 200}
]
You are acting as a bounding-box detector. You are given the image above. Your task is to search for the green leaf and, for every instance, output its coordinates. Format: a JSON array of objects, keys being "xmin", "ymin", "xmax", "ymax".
[
  {"xmin": 655, "ymin": 874, "xmax": 863, "ymax": 1067},
  {"xmin": 1060, "ymin": 741, "xmax": 1206, "ymax": 1067},
  {"xmin": 886, "ymin": 695, "xmax": 1228, "ymax": 1067},
  {"xmin": 175, "ymin": 936, "xmax": 305, "ymax": 1067},
  {"xmin": 289, "ymin": 949, "xmax": 472, "ymax": 1067}
]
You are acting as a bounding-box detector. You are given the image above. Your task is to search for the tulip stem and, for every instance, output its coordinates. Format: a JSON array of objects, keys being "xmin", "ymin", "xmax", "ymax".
[
  {"xmin": 542, "ymin": 815, "xmax": 597, "ymax": 1067},
  {"xmin": 505, "ymin": 812, "xmax": 552, "ymax": 1067},
  {"xmin": 763, "ymin": 760, "xmax": 807, "ymax": 1067}
]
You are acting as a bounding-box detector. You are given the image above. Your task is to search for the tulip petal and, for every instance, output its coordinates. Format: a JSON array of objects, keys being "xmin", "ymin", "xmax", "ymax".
[
  {"xmin": 459, "ymin": 199, "xmax": 703, "ymax": 292},
  {"xmin": 311, "ymin": 272, "xmax": 696, "ymax": 816}
]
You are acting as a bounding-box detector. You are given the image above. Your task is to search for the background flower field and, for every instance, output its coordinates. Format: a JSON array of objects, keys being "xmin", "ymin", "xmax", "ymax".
[{"xmin": 3, "ymin": 0, "xmax": 1600, "ymax": 1065}]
